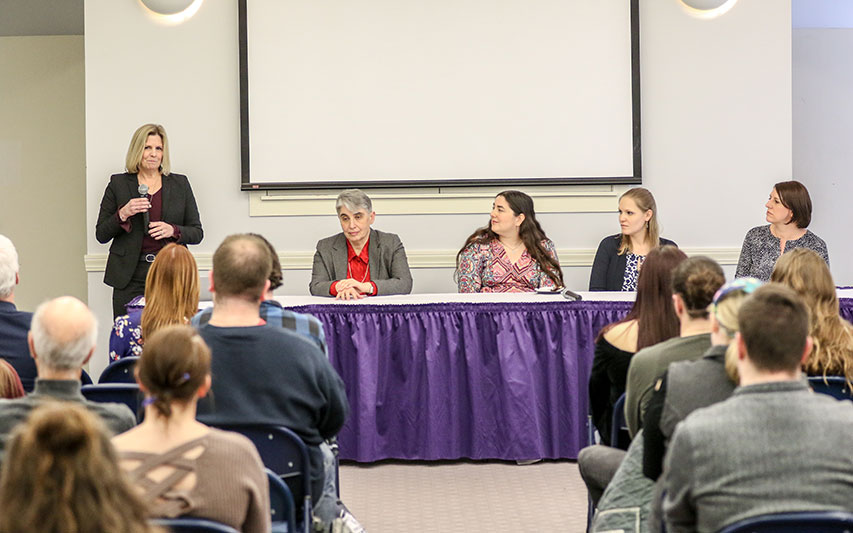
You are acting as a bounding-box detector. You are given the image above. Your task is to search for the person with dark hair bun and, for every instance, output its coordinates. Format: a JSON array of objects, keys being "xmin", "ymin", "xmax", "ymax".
[
  {"xmin": 456, "ymin": 190, "xmax": 563, "ymax": 292},
  {"xmin": 111, "ymin": 325, "xmax": 270, "ymax": 533},
  {"xmin": 625, "ymin": 256, "xmax": 725, "ymax": 436},
  {"xmin": 735, "ymin": 180, "xmax": 828, "ymax": 281},
  {"xmin": 0, "ymin": 403, "xmax": 161, "ymax": 533}
]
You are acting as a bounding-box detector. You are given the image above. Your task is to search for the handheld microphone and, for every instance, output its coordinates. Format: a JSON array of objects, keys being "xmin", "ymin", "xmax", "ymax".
[
  {"xmin": 137, "ymin": 183, "xmax": 150, "ymax": 232},
  {"xmin": 561, "ymin": 288, "xmax": 583, "ymax": 301}
]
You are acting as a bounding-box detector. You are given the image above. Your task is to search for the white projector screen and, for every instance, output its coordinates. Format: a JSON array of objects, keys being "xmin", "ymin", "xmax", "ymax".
[{"xmin": 239, "ymin": 0, "xmax": 640, "ymax": 190}]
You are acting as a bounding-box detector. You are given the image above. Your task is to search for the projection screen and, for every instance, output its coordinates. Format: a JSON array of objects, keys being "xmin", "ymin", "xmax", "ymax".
[{"xmin": 239, "ymin": 0, "xmax": 640, "ymax": 190}]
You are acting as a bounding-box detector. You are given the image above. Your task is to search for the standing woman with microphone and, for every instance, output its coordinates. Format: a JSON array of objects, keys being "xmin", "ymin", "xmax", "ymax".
[{"xmin": 96, "ymin": 124, "xmax": 203, "ymax": 317}]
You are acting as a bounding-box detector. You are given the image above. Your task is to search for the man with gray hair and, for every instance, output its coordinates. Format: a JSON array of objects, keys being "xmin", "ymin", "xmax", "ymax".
[
  {"xmin": 310, "ymin": 188, "xmax": 413, "ymax": 298},
  {"xmin": 0, "ymin": 234, "xmax": 37, "ymax": 391},
  {"xmin": 0, "ymin": 296, "xmax": 136, "ymax": 454}
]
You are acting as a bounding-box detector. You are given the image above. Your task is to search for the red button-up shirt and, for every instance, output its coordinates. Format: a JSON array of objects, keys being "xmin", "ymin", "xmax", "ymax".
[{"xmin": 330, "ymin": 237, "xmax": 377, "ymax": 296}]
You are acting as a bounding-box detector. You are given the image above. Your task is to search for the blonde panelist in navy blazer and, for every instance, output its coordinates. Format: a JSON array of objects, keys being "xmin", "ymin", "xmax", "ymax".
[
  {"xmin": 96, "ymin": 124, "xmax": 203, "ymax": 318},
  {"xmin": 310, "ymin": 189, "xmax": 413, "ymax": 299}
]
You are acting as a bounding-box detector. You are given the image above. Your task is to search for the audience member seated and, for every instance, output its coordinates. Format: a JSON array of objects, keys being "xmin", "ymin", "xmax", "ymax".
[
  {"xmin": 193, "ymin": 233, "xmax": 327, "ymax": 354},
  {"xmin": 310, "ymin": 189, "xmax": 413, "ymax": 299},
  {"xmin": 589, "ymin": 187, "xmax": 677, "ymax": 291},
  {"xmin": 110, "ymin": 243, "xmax": 200, "ymax": 361},
  {"xmin": 735, "ymin": 180, "xmax": 828, "ymax": 281},
  {"xmin": 113, "ymin": 325, "xmax": 270, "ymax": 533},
  {"xmin": 588, "ymin": 245, "xmax": 686, "ymax": 448},
  {"xmin": 0, "ymin": 360, "xmax": 24, "ymax": 399},
  {"xmin": 579, "ymin": 254, "xmax": 723, "ymax": 509},
  {"xmin": 196, "ymin": 234, "xmax": 359, "ymax": 531},
  {"xmin": 662, "ymin": 284, "xmax": 853, "ymax": 532},
  {"xmin": 0, "ymin": 297, "xmax": 136, "ymax": 455},
  {"xmin": 0, "ymin": 234, "xmax": 37, "ymax": 392},
  {"xmin": 0, "ymin": 403, "xmax": 160, "ymax": 533},
  {"xmin": 625, "ymin": 255, "xmax": 725, "ymax": 437},
  {"xmin": 642, "ymin": 278, "xmax": 762, "ymax": 531},
  {"xmin": 456, "ymin": 190, "xmax": 563, "ymax": 292},
  {"xmin": 771, "ymin": 248, "xmax": 853, "ymax": 386}
]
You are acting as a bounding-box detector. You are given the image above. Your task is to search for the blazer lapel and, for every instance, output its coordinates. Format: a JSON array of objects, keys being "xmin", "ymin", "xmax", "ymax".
[
  {"xmin": 368, "ymin": 231, "xmax": 381, "ymax": 278},
  {"xmin": 332, "ymin": 234, "xmax": 349, "ymax": 279},
  {"xmin": 161, "ymin": 175, "xmax": 172, "ymax": 221}
]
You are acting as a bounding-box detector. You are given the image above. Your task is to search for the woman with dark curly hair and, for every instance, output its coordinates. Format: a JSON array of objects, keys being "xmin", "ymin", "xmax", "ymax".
[{"xmin": 456, "ymin": 190, "xmax": 563, "ymax": 292}]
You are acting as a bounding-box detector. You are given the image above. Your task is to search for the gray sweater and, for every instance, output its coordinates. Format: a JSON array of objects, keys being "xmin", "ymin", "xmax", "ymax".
[{"xmin": 663, "ymin": 380, "xmax": 853, "ymax": 533}]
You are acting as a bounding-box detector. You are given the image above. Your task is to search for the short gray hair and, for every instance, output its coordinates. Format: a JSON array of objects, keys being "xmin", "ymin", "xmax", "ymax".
[
  {"xmin": 0, "ymin": 235, "xmax": 18, "ymax": 299},
  {"xmin": 30, "ymin": 297, "xmax": 98, "ymax": 371},
  {"xmin": 335, "ymin": 189, "xmax": 373, "ymax": 215}
]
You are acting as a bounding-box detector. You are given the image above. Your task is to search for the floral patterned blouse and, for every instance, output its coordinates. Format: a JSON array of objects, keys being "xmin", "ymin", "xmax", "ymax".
[
  {"xmin": 621, "ymin": 253, "xmax": 643, "ymax": 291},
  {"xmin": 457, "ymin": 239, "xmax": 559, "ymax": 293},
  {"xmin": 109, "ymin": 296, "xmax": 145, "ymax": 362}
]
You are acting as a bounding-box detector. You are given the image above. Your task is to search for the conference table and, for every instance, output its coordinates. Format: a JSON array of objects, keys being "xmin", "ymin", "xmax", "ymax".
[{"xmin": 280, "ymin": 291, "xmax": 853, "ymax": 463}]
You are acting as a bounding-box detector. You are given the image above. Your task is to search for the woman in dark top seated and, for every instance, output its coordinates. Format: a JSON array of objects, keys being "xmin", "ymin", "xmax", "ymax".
[
  {"xmin": 588, "ymin": 245, "xmax": 687, "ymax": 446},
  {"xmin": 589, "ymin": 187, "xmax": 677, "ymax": 291}
]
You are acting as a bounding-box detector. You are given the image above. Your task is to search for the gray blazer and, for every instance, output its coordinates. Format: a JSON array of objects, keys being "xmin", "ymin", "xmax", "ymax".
[
  {"xmin": 309, "ymin": 229, "xmax": 413, "ymax": 296},
  {"xmin": 663, "ymin": 380, "xmax": 853, "ymax": 533}
]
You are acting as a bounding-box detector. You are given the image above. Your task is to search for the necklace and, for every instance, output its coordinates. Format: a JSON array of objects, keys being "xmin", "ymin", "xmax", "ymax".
[
  {"xmin": 346, "ymin": 261, "xmax": 370, "ymax": 283},
  {"xmin": 500, "ymin": 239, "xmax": 524, "ymax": 253}
]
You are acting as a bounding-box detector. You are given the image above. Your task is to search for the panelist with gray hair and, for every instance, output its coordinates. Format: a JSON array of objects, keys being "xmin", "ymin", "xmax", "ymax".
[
  {"xmin": 310, "ymin": 189, "xmax": 413, "ymax": 299},
  {"xmin": 0, "ymin": 297, "xmax": 136, "ymax": 455}
]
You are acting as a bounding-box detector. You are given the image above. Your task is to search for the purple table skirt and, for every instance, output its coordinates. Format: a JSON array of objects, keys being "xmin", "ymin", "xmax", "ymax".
[
  {"xmin": 290, "ymin": 300, "xmax": 633, "ymax": 462},
  {"xmin": 291, "ymin": 298, "xmax": 853, "ymax": 463}
]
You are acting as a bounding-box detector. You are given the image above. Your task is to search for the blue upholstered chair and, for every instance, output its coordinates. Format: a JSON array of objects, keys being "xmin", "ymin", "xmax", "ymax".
[
  {"xmin": 212, "ymin": 424, "xmax": 313, "ymax": 533},
  {"xmin": 80, "ymin": 368, "xmax": 93, "ymax": 386},
  {"xmin": 81, "ymin": 383, "xmax": 142, "ymax": 420},
  {"xmin": 717, "ymin": 510, "xmax": 853, "ymax": 533},
  {"xmin": 150, "ymin": 517, "xmax": 239, "ymax": 532},
  {"xmin": 98, "ymin": 356, "xmax": 140, "ymax": 383},
  {"xmin": 808, "ymin": 376, "xmax": 853, "ymax": 401}
]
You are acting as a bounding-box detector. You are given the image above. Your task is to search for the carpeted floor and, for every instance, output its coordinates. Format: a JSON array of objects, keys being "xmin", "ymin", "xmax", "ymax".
[{"xmin": 338, "ymin": 459, "xmax": 589, "ymax": 532}]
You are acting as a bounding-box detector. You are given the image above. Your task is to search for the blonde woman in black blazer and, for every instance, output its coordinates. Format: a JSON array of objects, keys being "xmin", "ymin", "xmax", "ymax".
[{"xmin": 96, "ymin": 124, "xmax": 203, "ymax": 317}]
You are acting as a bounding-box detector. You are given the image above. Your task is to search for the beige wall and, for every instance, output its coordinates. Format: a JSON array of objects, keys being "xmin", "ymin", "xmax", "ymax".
[{"xmin": 0, "ymin": 35, "xmax": 86, "ymax": 310}]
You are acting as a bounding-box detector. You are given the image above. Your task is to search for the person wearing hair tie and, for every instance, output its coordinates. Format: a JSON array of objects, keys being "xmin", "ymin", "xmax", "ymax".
[
  {"xmin": 96, "ymin": 124, "xmax": 203, "ymax": 318},
  {"xmin": 112, "ymin": 325, "xmax": 270, "ymax": 533}
]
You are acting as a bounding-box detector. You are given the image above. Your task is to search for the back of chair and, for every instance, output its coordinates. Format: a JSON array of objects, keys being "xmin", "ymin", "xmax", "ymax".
[
  {"xmin": 99, "ymin": 356, "xmax": 140, "ymax": 383},
  {"xmin": 150, "ymin": 517, "xmax": 239, "ymax": 532},
  {"xmin": 267, "ymin": 468, "xmax": 296, "ymax": 533},
  {"xmin": 212, "ymin": 424, "xmax": 313, "ymax": 531},
  {"xmin": 717, "ymin": 510, "xmax": 853, "ymax": 533},
  {"xmin": 611, "ymin": 393, "xmax": 629, "ymax": 450},
  {"xmin": 80, "ymin": 369, "xmax": 93, "ymax": 386},
  {"xmin": 808, "ymin": 376, "xmax": 853, "ymax": 401},
  {"xmin": 81, "ymin": 383, "xmax": 142, "ymax": 420}
]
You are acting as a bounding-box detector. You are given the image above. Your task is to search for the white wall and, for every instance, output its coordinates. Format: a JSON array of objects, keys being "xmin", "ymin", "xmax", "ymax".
[
  {"xmin": 84, "ymin": 0, "xmax": 792, "ymax": 375},
  {"xmin": 793, "ymin": 28, "xmax": 853, "ymax": 286},
  {"xmin": 0, "ymin": 36, "xmax": 86, "ymax": 310}
]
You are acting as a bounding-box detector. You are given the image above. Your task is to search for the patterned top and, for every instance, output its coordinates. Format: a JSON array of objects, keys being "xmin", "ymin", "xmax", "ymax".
[
  {"xmin": 109, "ymin": 297, "xmax": 146, "ymax": 362},
  {"xmin": 621, "ymin": 253, "xmax": 643, "ymax": 291},
  {"xmin": 735, "ymin": 225, "xmax": 829, "ymax": 281},
  {"xmin": 457, "ymin": 239, "xmax": 559, "ymax": 293},
  {"xmin": 192, "ymin": 300, "xmax": 328, "ymax": 356}
]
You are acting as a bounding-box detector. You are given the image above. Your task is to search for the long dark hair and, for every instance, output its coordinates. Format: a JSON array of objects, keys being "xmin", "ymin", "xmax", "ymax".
[
  {"xmin": 455, "ymin": 191, "xmax": 563, "ymax": 287},
  {"xmin": 599, "ymin": 245, "xmax": 687, "ymax": 350}
]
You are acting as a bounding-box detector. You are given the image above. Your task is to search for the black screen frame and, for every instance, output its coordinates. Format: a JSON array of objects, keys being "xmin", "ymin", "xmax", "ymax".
[{"xmin": 239, "ymin": 0, "xmax": 641, "ymax": 191}]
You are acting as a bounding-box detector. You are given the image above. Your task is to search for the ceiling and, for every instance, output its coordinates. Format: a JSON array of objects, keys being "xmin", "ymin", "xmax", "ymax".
[{"xmin": 0, "ymin": 0, "xmax": 851, "ymax": 38}]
